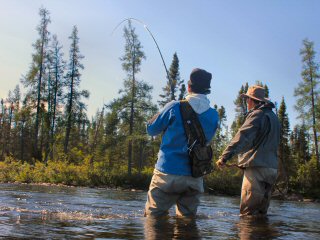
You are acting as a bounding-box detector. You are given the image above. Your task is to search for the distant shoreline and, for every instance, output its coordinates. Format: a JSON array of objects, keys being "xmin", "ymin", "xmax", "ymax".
[{"xmin": 1, "ymin": 182, "xmax": 318, "ymax": 203}]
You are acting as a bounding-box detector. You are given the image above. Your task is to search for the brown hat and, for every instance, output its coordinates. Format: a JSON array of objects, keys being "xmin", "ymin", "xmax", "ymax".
[
  {"xmin": 241, "ymin": 85, "xmax": 270, "ymax": 103},
  {"xmin": 188, "ymin": 68, "xmax": 212, "ymax": 94}
]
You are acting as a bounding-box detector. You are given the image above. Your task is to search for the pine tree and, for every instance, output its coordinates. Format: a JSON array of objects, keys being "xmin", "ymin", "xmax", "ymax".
[
  {"xmin": 116, "ymin": 20, "xmax": 157, "ymax": 175},
  {"xmin": 21, "ymin": 7, "xmax": 51, "ymax": 160},
  {"xmin": 211, "ymin": 105, "xmax": 227, "ymax": 160},
  {"xmin": 90, "ymin": 106, "xmax": 105, "ymax": 164},
  {"xmin": 7, "ymin": 85, "xmax": 21, "ymax": 110},
  {"xmin": 5, "ymin": 85, "xmax": 21, "ymax": 158},
  {"xmin": 47, "ymin": 34, "xmax": 65, "ymax": 160},
  {"xmin": 120, "ymin": 20, "xmax": 145, "ymax": 175},
  {"xmin": 230, "ymin": 83, "xmax": 248, "ymax": 136},
  {"xmin": 103, "ymin": 107, "xmax": 121, "ymax": 168},
  {"xmin": 295, "ymin": 39, "xmax": 319, "ymax": 165},
  {"xmin": 291, "ymin": 124, "xmax": 311, "ymax": 165},
  {"xmin": 158, "ymin": 52, "xmax": 182, "ymax": 106},
  {"xmin": 0, "ymin": 99, "xmax": 14, "ymax": 159},
  {"xmin": 178, "ymin": 83, "xmax": 187, "ymax": 100},
  {"xmin": 64, "ymin": 26, "xmax": 89, "ymax": 154},
  {"xmin": 277, "ymin": 97, "xmax": 292, "ymax": 191}
]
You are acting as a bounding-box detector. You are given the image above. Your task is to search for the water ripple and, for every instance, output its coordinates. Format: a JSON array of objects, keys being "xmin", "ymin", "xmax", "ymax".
[{"xmin": 0, "ymin": 183, "xmax": 319, "ymax": 239}]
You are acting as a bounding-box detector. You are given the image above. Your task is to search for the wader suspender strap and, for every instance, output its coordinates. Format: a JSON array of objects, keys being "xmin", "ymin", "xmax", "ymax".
[{"xmin": 180, "ymin": 100, "xmax": 206, "ymax": 148}]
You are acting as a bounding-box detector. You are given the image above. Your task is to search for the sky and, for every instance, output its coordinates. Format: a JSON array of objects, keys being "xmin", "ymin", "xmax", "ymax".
[{"xmin": 1, "ymin": 0, "xmax": 320, "ymax": 128}]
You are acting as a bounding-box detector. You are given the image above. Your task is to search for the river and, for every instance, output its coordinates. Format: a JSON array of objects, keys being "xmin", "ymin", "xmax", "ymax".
[{"xmin": 0, "ymin": 183, "xmax": 319, "ymax": 239}]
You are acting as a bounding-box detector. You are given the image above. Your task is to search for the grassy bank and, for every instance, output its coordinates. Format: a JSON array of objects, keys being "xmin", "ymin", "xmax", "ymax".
[
  {"xmin": 0, "ymin": 157, "xmax": 243, "ymax": 193},
  {"xmin": 0, "ymin": 157, "xmax": 152, "ymax": 190},
  {"xmin": 1, "ymin": 157, "xmax": 319, "ymax": 200}
]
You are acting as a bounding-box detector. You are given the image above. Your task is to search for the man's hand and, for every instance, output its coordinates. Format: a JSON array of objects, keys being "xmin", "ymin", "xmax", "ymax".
[
  {"xmin": 148, "ymin": 113, "xmax": 160, "ymax": 124},
  {"xmin": 216, "ymin": 158, "xmax": 226, "ymax": 169}
]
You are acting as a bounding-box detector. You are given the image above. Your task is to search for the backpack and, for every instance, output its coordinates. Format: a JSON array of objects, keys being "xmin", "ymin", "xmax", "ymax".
[{"xmin": 180, "ymin": 100, "xmax": 214, "ymax": 178}]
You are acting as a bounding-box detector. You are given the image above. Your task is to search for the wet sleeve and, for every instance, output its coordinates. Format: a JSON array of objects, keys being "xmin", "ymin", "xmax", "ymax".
[{"xmin": 220, "ymin": 110, "xmax": 263, "ymax": 162}]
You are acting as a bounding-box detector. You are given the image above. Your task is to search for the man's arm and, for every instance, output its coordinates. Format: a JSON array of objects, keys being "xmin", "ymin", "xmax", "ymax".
[
  {"xmin": 217, "ymin": 110, "xmax": 263, "ymax": 166},
  {"xmin": 148, "ymin": 113, "xmax": 160, "ymax": 125},
  {"xmin": 146, "ymin": 101, "xmax": 176, "ymax": 136}
]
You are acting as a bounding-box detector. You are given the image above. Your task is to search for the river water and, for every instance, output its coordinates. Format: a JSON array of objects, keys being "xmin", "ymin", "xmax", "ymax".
[{"xmin": 0, "ymin": 184, "xmax": 319, "ymax": 239}]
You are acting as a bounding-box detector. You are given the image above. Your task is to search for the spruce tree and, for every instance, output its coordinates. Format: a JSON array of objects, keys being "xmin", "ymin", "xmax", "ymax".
[
  {"xmin": 21, "ymin": 7, "xmax": 51, "ymax": 160},
  {"xmin": 291, "ymin": 124, "xmax": 310, "ymax": 165},
  {"xmin": 104, "ymin": 109, "xmax": 120, "ymax": 167},
  {"xmin": 158, "ymin": 52, "xmax": 182, "ymax": 107},
  {"xmin": 295, "ymin": 39, "xmax": 319, "ymax": 165},
  {"xmin": 120, "ymin": 20, "xmax": 144, "ymax": 175},
  {"xmin": 178, "ymin": 83, "xmax": 187, "ymax": 100},
  {"xmin": 211, "ymin": 105, "xmax": 227, "ymax": 160},
  {"xmin": 47, "ymin": 34, "xmax": 65, "ymax": 160},
  {"xmin": 64, "ymin": 26, "xmax": 89, "ymax": 154},
  {"xmin": 116, "ymin": 20, "xmax": 157, "ymax": 175},
  {"xmin": 278, "ymin": 97, "xmax": 292, "ymax": 191},
  {"xmin": 230, "ymin": 83, "xmax": 248, "ymax": 136}
]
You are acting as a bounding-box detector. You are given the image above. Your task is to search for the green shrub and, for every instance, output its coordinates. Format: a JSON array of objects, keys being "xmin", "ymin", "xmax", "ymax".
[
  {"xmin": 0, "ymin": 157, "xmax": 20, "ymax": 182},
  {"xmin": 290, "ymin": 156, "xmax": 320, "ymax": 197},
  {"xmin": 32, "ymin": 161, "xmax": 48, "ymax": 183},
  {"xmin": 205, "ymin": 167, "xmax": 242, "ymax": 195},
  {"xmin": 16, "ymin": 163, "xmax": 34, "ymax": 183},
  {"xmin": 45, "ymin": 160, "xmax": 89, "ymax": 186}
]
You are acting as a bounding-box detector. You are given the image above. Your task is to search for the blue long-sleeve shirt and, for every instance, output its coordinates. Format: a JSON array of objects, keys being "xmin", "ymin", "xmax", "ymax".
[{"xmin": 147, "ymin": 100, "xmax": 219, "ymax": 176}]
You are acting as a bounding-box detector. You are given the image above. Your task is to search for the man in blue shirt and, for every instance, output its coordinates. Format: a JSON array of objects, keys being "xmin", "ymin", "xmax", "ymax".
[{"xmin": 144, "ymin": 68, "xmax": 219, "ymax": 217}]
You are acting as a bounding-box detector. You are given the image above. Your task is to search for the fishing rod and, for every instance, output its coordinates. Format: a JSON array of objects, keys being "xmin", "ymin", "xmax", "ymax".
[
  {"xmin": 47, "ymin": 19, "xmax": 171, "ymax": 163},
  {"xmin": 112, "ymin": 18, "xmax": 171, "ymax": 85}
]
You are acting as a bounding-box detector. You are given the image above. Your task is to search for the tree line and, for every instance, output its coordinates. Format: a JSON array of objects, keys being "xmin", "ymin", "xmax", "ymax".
[{"xmin": 0, "ymin": 8, "xmax": 319, "ymax": 198}]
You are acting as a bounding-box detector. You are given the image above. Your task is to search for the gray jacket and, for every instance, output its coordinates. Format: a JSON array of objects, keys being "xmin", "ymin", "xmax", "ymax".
[{"xmin": 221, "ymin": 102, "xmax": 280, "ymax": 169}]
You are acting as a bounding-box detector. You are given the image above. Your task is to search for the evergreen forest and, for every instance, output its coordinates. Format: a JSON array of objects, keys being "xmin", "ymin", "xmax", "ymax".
[{"xmin": 1, "ymin": 8, "xmax": 319, "ymax": 199}]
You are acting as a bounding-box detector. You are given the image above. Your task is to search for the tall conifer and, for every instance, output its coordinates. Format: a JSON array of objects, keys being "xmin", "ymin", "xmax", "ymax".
[
  {"xmin": 295, "ymin": 39, "xmax": 319, "ymax": 165},
  {"xmin": 278, "ymin": 97, "xmax": 291, "ymax": 190},
  {"xmin": 21, "ymin": 7, "xmax": 51, "ymax": 160},
  {"xmin": 158, "ymin": 52, "xmax": 182, "ymax": 106},
  {"xmin": 64, "ymin": 26, "xmax": 89, "ymax": 153}
]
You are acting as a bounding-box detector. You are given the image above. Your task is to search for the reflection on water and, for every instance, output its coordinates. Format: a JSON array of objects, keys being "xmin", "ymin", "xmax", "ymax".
[
  {"xmin": 144, "ymin": 217, "xmax": 201, "ymax": 240},
  {"xmin": 0, "ymin": 183, "xmax": 320, "ymax": 239},
  {"xmin": 236, "ymin": 216, "xmax": 282, "ymax": 240}
]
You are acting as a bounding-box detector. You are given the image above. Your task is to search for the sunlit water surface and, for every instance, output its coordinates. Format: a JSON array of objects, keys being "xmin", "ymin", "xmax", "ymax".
[{"xmin": 0, "ymin": 183, "xmax": 319, "ymax": 239}]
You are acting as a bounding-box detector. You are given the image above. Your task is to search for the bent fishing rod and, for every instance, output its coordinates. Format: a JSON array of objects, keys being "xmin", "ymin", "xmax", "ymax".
[{"xmin": 112, "ymin": 18, "xmax": 171, "ymax": 85}]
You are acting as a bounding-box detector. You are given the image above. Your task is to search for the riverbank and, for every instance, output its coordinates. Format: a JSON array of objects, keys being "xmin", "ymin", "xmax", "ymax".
[
  {"xmin": 0, "ymin": 181, "xmax": 145, "ymax": 192},
  {"xmin": 0, "ymin": 158, "xmax": 319, "ymax": 202},
  {"xmin": 1, "ymin": 181, "xmax": 319, "ymax": 204},
  {"xmin": 0, "ymin": 158, "xmax": 152, "ymax": 189}
]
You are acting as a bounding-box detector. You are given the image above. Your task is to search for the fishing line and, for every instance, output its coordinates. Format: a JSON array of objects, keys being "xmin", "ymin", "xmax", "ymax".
[{"xmin": 112, "ymin": 17, "xmax": 171, "ymax": 84}]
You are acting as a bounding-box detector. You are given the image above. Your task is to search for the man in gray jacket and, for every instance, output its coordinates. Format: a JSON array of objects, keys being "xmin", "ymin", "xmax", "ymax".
[{"xmin": 216, "ymin": 85, "xmax": 280, "ymax": 216}]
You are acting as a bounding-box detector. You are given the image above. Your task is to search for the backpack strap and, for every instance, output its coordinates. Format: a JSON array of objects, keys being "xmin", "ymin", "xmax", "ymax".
[{"xmin": 180, "ymin": 100, "xmax": 206, "ymax": 147}]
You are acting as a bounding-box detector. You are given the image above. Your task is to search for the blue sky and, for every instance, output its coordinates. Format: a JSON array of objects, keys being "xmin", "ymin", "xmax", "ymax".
[{"xmin": 1, "ymin": 0, "xmax": 320, "ymax": 127}]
